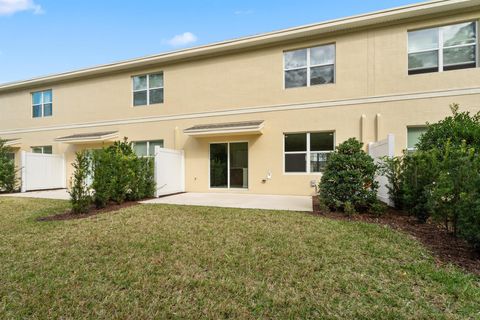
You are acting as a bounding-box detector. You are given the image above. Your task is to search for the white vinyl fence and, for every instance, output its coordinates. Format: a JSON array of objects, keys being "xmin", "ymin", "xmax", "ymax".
[
  {"xmin": 154, "ymin": 147, "xmax": 185, "ymax": 197},
  {"xmin": 368, "ymin": 134, "xmax": 395, "ymax": 206},
  {"xmin": 21, "ymin": 151, "xmax": 66, "ymax": 192}
]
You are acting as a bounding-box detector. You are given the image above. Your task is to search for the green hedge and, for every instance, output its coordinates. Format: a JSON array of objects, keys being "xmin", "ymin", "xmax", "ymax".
[
  {"xmin": 69, "ymin": 151, "xmax": 92, "ymax": 213},
  {"xmin": 319, "ymin": 138, "xmax": 382, "ymax": 214},
  {"xmin": 382, "ymin": 105, "xmax": 480, "ymax": 250},
  {"xmin": 0, "ymin": 139, "xmax": 18, "ymax": 193},
  {"xmin": 70, "ymin": 138, "xmax": 156, "ymax": 212}
]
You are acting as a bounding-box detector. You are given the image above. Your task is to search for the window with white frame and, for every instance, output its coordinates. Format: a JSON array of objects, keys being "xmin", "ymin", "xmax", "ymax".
[
  {"xmin": 408, "ymin": 21, "xmax": 477, "ymax": 75},
  {"xmin": 32, "ymin": 89, "xmax": 52, "ymax": 118},
  {"xmin": 407, "ymin": 126, "xmax": 428, "ymax": 151},
  {"xmin": 284, "ymin": 132, "xmax": 334, "ymax": 173},
  {"xmin": 132, "ymin": 73, "xmax": 164, "ymax": 106},
  {"xmin": 133, "ymin": 140, "xmax": 164, "ymax": 157},
  {"xmin": 31, "ymin": 146, "xmax": 52, "ymax": 154},
  {"xmin": 284, "ymin": 44, "xmax": 335, "ymax": 88}
]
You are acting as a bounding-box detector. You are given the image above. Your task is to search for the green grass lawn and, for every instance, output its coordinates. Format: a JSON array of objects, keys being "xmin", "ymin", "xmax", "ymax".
[{"xmin": 0, "ymin": 197, "xmax": 479, "ymax": 319}]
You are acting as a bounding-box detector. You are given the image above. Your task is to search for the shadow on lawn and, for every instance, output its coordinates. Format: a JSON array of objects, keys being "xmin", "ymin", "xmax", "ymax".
[
  {"xmin": 312, "ymin": 196, "xmax": 480, "ymax": 276},
  {"xmin": 37, "ymin": 201, "xmax": 140, "ymax": 221}
]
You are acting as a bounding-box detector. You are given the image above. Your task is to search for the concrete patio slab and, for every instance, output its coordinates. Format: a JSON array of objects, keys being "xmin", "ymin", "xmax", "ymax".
[
  {"xmin": 0, "ymin": 189, "xmax": 70, "ymax": 200},
  {"xmin": 141, "ymin": 192, "xmax": 312, "ymax": 212}
]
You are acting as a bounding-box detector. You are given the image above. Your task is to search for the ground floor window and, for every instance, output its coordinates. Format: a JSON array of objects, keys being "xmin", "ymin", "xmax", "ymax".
[
  {"xmin": 284, "ymin": 132, "xmax": 334, "ymax": 173},
  {"xmin": 31, "ymin": 146, "xmax": 52, "ymax": 154},
  {"xmin": 133, "ymin": 140, "xmax": 164, "ymax": 157},
  {"xmin": 407, "ymin": 126, "xmax": 428, "ymax": 151},
  {"xmin": 210, "ymin": 142, "xmax": 248, "ymax": 189}
]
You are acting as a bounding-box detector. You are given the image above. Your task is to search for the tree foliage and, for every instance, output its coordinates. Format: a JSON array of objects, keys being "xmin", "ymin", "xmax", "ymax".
[
  {"xmin": 382, "ymin": 105, "xmax": 480, "ymax": 250},
  {"xmin": 0, "ymin": 139, "xmax": 18, "ymax": 193},
  {"xmin": 319, "ymin": 138, "xmax": 380, "ymax": 214},
  {"xmin": 68, "ymin": 151, "xmax": 92, "ymax": 214},
  {"xmin": 89, "ymin": 138, "xmax": 156, "ymax": 209}
]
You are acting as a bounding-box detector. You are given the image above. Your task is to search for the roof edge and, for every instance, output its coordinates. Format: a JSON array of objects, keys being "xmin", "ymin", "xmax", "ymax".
[{"xmin": 0, "ymin": 0, "xmax": 477, "ymax": 92}]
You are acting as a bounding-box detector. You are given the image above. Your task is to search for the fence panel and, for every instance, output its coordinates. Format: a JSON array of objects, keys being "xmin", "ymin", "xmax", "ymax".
[
  {"xmin": 368, "ymin": 134, "xmax": 395, "ymax": 206},
  {"xmin": 154, "ymin": 148, "xmax": 185, "ymax": 197},
  {"xmin": 21, "ymin": 151, "xmax": 66, "ymax": 192}
]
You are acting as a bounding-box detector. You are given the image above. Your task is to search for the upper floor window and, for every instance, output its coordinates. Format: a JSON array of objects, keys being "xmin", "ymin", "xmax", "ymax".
[
  {"xmin": 284, "ymin": 44, "xmax": 335, "ymax": 89},
  {"xmin": 32, "ymin": 89, "xmax": 52, "ymax": 118},
  {"xmin": 31, "ymin": 146, "xmax": 52, "ymax": 154},
  {"xmin": 407, "ymin": 126, "xmax": 428, "ymax": 151},
  {"xmin": 132, "ymin": 73, "xmax": 164, "ymax": 106},
  {"xmin": 284, "ymin": 132, "xmax": 334, "ymax": 173},
  {"xmin": 408, "ymin": 21, "xmax": 477, "ymax": 75},
  {"xmin": 133, "ymin": 140, "xmax": 164, "ymax": 157}
]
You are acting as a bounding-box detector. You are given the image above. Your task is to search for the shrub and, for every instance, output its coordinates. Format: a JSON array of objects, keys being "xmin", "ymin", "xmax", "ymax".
[
  {"xmin": 142, "ymin": 157, "xmax": 156, "ymax": 198},
  {"xmin": 379, "ymin": 156, "xmax": 405, "ymax": 210},
  {"xmin": 417, "ymin": 103, "xmax": 480, "ymax": 152},
  {"xmin": 384, "ymin": 105, "xmax": 480, "ymax": 250},
  {"xmin": 425, "ymin": 143, "xmax": 479, "ymax": 236},
  {"xmin": 400, "ymin": 150, "xmax": 439, "ymax": 223},
  {"xmin": 343, "ymin": 201, "xmax": 356, "ymax": 216},
  {"xmin": 0, "ymin": 139, "xmax": 18, "ymax": 193},
  {"xmin": 92, "ymin": 149, "xmax": 113, "ymax": 208},
  {"xmin": 89, "ymin": 138, "xmax": 156, "ymax": 209},
  {"xmin": 68, "ymin": 151, "xmax": 92, "ymax": 214},
  {"xmin": 319, "ymin": 138, "xmax": 380, "ymax": 213},
  {"xmin": 106, "ymin": 140, "xmax": 135, "ymax": 204},
  {"xmin": 457, "ymin": 194, "xmax": 480, "ymax": 251},
  {"xmin": 127, "ymin": 157, "xmax": 155, "ymax": 201}
]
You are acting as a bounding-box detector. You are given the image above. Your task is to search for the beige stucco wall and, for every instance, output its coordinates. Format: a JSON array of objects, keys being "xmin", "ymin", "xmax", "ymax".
[{"xmin": 1, "ymin": 10, "xmax": 480, "ymax": 195}]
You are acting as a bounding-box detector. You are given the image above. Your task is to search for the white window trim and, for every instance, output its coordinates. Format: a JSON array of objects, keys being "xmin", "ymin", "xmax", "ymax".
[
  {"xmin": 283, "ymin": 44, "xmax": 336, "ymax": 89},
  {"xmin": 133, "ymin": 140, "xmax": 164, "ymax": 157},
  {"xmin": 283, "ymin": 132, "xmax": 335, "ymax": 175},
  {"xmin": 31, "ymin": 145, "xmax": 52, "ymax": 154},
  {"xmin": 406, "ymin": 126, "xmax": 428, "ymax": 152},
  {"xmin": 408, "ymin": 21, "xmax": 478, "ymax": 74},
  {"xmin": 405, "ymin": 125, "xmax": 428, "ymax": 152},
  {"xmin": 32, "ymin": 90, "xmax": 52, "ymax": 118},
  {"xmin": 132, "ymin": 72, "xmax": 164, "ymax": 106},
  {"xmin": 208, "ymin": 141, "xmax": 249, "ymax": 190}
]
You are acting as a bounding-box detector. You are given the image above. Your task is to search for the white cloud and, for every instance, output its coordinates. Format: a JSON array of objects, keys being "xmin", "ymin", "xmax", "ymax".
[
  {"xmin": 166, "ymin": 32, "xmax": 198, "ymax": 47},
  {"xmin": 234, "ymin": 9, "xmax": 254, "ymax": 15},
  {"xmin": 0, "ymin": 0, "xmax": 44, "ymax": 16}
]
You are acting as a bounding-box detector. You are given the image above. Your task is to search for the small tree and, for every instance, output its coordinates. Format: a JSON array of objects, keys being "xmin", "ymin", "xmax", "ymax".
[
  {"xmin": 0, "ymin": 139, "xmax": 18, "ymax": 193},
  {"xmin": 106, "ymin": 139, "xmax": 135, "ymax": 204},
  {"xmin": 417, "ymin": 103, "xmax": 480, "ymax": 152},
  {"xmin": 69, "ymin": 151, "xmax": 92, "ymax": 213},
  {"xmin": 92, "ymin": 149, "xmax": 113, "ymax": 208},
  {"xmin": 319, "ymin": 138, "xmax": 380, "ymax": 214},
  {"xmin": 381, "ymin": 105, "xmax": 480, "ymax": 250},
  {"xmin": 91, "ymin": 138, "xmax": 156, "ymax": 208}
]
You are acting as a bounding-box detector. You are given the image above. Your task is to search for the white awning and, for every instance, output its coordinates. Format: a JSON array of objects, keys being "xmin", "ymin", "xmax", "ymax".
[
  {"xmin": 3, "ymin": 138, "xmax": 21, "ymax": 147},
  {"xmin": 55, "ymin": 131, "xmax": 118, "ymax": 144},
  {"xmin": 184, "ymin": 120, "xmax": 264, "ymax": 137}
]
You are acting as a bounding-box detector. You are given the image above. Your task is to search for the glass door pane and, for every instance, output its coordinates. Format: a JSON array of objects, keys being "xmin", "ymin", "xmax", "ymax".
[
  {"xmin": 210, "ymin": 143, "xmax": 228, "ymax": 188},
  {"xmin": 229, "ymin": 142, "xmax": 248, "ymax": 189}
]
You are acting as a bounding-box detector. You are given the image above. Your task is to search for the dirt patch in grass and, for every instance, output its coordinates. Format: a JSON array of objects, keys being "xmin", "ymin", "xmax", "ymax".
[
  {"xmin": 37, "ymin": 201, "xmax": 140, "ymax": 221},
  {"xmin": 312, "ymin": 196, "xmax": 480, "ymax": 276}
]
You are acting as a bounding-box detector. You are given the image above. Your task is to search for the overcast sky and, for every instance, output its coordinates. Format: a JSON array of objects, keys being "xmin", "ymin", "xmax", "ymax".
[{"xmin": 0, "ymin": 0, "xmax": 419, "ymax": 84}]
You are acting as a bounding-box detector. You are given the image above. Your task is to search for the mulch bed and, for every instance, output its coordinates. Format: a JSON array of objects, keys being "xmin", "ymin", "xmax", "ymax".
[
  {"xmin": 312, "ymin": 196, "xmax": 480, "ymax": 276},
  {"xmin": 37, "ymin": 201, "xmax": 141, "ymax": 222}
]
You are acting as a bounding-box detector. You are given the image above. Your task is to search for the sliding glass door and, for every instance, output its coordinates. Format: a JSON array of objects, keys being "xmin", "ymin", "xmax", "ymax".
[{"xmin": 210, "ymin": 142, "xmax": 248, "ymax": 189}]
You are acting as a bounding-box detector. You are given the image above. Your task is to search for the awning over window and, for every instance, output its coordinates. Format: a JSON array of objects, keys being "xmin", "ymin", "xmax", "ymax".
[
  {"xmin": 184, "ymin": 120, "xmax": 264, "ymax": 137},
  {"xmin": 3, "ymin": 138, "xmax": 21, "ymax": 147},
  {"xmin": 55, "ymin": 131, "xmax": 119, "ymax": 144}
]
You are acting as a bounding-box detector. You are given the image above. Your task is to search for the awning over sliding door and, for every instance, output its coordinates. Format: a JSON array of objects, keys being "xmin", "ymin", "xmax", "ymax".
[
  {"xmin": 55, "ymin": 131, "xmax": 118, "ymax": 144},
  {"xmin": 184, "ymin": 120, "xmax": 264, "ymax": 137}
]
